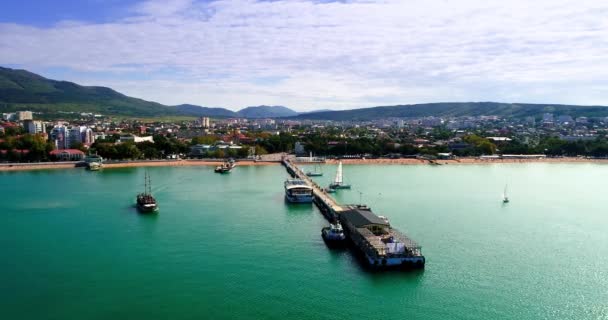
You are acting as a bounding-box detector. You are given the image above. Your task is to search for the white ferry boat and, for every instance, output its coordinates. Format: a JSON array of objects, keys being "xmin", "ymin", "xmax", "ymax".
[{"xmin": 284, "ymin": 179, "xmax": 314, "ymax": 203}]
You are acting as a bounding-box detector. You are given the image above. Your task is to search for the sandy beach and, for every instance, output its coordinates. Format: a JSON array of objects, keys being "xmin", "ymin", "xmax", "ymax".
[
  {"xmin": 323, "ymin": 157, "xmax": 608, "ymax": 165},
  {"xmin": 2, "ymin": 157, "xmax": 607, "ymax": 172}
]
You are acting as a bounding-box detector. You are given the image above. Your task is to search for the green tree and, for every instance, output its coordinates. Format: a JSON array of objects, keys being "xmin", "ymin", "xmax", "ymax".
[
  {"xmin": 116, "ymin": 142, "xmax": 141, "ymax": 160},
  {"xmin": 137, "ymin": 141, "xmax": 161, "ymax": 159},
  {"xmin": 191, "ymin": 136, "xmax": 218, "ymax": 145}
]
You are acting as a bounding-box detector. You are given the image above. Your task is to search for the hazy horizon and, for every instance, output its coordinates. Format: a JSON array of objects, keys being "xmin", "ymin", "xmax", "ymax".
[{"xmin": 2, "ymin": 0, "xmax": 607, "ymax": 111}]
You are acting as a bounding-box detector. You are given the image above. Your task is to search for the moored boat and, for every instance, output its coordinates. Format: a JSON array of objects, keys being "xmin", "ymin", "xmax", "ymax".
[
  {"xmin": 86, "ymin": 162, "xmax": 102, "ymax": 171},
  {"xmin": 322, "ymin": 222, "xmax": 346, "ymax": 244},
  {"xmin": 329, "ymin": 161, "xmax": 351, "ymax": 189},
  {"xmin": 306, "ymin": 163, "xmax": 323, "ymax": 177},
  {"xmin": 284, "ymin": 179, "xmax": 314, "ymax": 203},
  {"xmin": 339, "ymin": 206, "xmax": 425, "ymax": 269},
  {"xmin": 215, "ymin": 160, "xmax": 234, "ymax": 173},
  {"xmin": 136, "ymin": 171, "xmax": 158, "ymax": 213}
]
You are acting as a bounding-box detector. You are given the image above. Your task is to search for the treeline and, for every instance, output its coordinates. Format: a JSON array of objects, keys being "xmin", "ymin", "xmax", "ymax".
[
  {"xmin": 298, "ymin": 133, "xmax": 608, "ymax": 158},
  {"xmin": 0, "ymin": 133, "xmax": 55, "ymax": 162},
  {"xmin": 500, "ymin": 137, "xmax": 608, "ymax": 157},
  {"xmin": 90, "ymin": 134, "xmax": 261, "ymax": 160}
]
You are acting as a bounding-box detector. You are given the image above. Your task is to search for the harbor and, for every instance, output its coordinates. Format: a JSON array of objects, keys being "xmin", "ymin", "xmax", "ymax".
[
  {"xmin": 2, "ymin": 164, "xmax": 607, "ymax": 319},
  {"xmin": 282, "ymin": 157, "xmax": 425, "ymax": 269}
]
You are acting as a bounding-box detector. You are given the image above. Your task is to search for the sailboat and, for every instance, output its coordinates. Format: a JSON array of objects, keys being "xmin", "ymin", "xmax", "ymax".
[
  {"xmin": 329, "ymin": 161, "xmax": 351, "ymax": 190},
  {"xmin": 306, "ymin": 163, "xmax": 323, "ymax": 177},
  {"xmin": 136, "ymin": 171, "xmax": 158, "ymax": 213},
  {"xmin": 502, "ymin": 184, "xmax": 509, "ymax": 203}
]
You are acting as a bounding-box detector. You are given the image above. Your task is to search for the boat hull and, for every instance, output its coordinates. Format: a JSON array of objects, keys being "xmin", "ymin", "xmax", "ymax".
[
  {"xmin": 322, "ymin": 230, "xmax": 346, "ymax": 242},
  {"xmin": 285, "ymin": 194, "xmax": 314, "ymax": 203},
  {"xmin": 306, "ymin": 172, "xmax": 323, "ymax": 177},
  {"xmin": 364, "ymin": 255, "xmax": 425, "ymax": 269},
  {"xmin": 136, "ymin": 204, "xmax": 158, "ymax": 213},
  {"xmin": 329, "ymin": 183, "xmax": 351, "ymax": 189}
]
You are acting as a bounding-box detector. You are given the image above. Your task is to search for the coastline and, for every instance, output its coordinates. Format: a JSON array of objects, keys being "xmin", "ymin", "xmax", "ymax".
[
  {"xmin": 323, "ymin": 157, "xmax": 608, "ymax": 165},
  {"xmin": 2, "ymin": 156, "xmax": 608, "ymax": 172},
  {"xmin": 0, "ymin": 160, "xmax": 278, "ymax": 172}
]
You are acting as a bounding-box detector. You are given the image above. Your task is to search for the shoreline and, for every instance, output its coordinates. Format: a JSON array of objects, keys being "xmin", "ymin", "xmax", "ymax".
[
  {"xmin": 2, "ymin": 157, "xmax": 608, "ymax": 172},
  {"xmin": 322, "ymin": 157, "xmax": 608, "ymax": 165},
  {"xmin": 0, "ymin": 160, "xmax": 279, "ymax": 172}
]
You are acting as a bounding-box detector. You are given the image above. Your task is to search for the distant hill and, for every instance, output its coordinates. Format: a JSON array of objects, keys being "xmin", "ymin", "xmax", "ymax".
[
  {"xmin": 0, "ymin": 66, "xmax": 177, "ymax": 117},
  {"xmin": 237, "ymin": 105, "xmax": 298, "ymax": 118},
  {"xmin": 173, "ymin": 104, "xmax": 237, "ymax": 117},
  {"xmin": 4, "ymin": 67, "xmax": 608, "ymax": 120},
  {"xmin": 294, "ymin": 102, "xmax": 608, "ymax": 120},
  {"xmin": 300, "ymin": 108, "xmax": 333, "ymax": 114}
]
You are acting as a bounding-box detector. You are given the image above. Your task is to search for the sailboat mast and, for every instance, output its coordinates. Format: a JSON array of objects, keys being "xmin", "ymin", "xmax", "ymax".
[{"xmin": 148, "ymin": 172, "xmax": 152, "ymax": 195}]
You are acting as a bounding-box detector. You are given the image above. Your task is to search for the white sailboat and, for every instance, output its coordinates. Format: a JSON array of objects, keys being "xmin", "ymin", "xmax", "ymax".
[
  {"xmin": 329, "ymin": 161, "xmax": 351, "ymax": 189},
  {"xmin": 306, "ymin": 163, "xmax": 323, "ymax": 177},
  {"xmin": 502, "ymin": 184, "xmax": 509, "ymax": 203}
]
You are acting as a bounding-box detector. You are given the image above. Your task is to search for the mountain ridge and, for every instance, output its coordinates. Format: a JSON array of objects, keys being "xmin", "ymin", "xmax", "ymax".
[
  {"xmin": 3, "ymin": 66, "xmax": 608, "ymax": 120},
  {"xmin": 291, "ymin": 102, "xmax": 608, "ymax": 120},
  {"xmin": 237, "ymin": 105, "xmax": 298, "ymax": 118}
]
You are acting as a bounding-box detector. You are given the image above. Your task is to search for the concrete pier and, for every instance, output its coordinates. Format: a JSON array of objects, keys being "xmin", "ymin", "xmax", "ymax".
[{"xmin": 281, "ymin": 157, "xmax": 425, "ymax": 269}]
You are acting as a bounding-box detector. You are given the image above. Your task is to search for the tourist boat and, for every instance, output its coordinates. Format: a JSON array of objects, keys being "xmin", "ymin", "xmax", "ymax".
[
  {"xmin": 502, "ymin": 184, "xmax": 509, "ymax": 203},
  {"xmin": 228, "ymin": 158, "xmax": 237, "ymax": 168},
  {"xmin": 84, "ymin": 154, "xmax": 103, "ymax": 164},
  {"xmin": 136, "ymin": 171, "xmax": 158, "ymax": 213},
  {"xmin": 86, "ymin": 162, "xmax": 102, "ymax": 171},
  {"xmin": 306, "ymin": 163, "xmax": 323, "ymax": 177},
  {"xmin": 215, "ymin": 160, "xmax": 234, "ymax": 173},
  {"xmin": 329, "ymin": 161, "xmax": 351, "ymax": 189},
  {"xmin": 321, "ymin": 222, "xmax": 346, "ymax": 243},
  {"xmin": 284, "ymin": 179, "xmax": 314, "ymax": 203}
]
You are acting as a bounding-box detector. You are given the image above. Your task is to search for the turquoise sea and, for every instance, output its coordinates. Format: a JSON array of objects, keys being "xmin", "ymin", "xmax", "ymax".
[{"xmin": 1, "ymin": 163, "xmax": 607, "ymax": 319}]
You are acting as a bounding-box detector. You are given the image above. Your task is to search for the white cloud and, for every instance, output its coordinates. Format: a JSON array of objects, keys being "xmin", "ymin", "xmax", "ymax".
[{"xmin": 1, "ymin": 0, "xmax": 608, "ymax": 110}]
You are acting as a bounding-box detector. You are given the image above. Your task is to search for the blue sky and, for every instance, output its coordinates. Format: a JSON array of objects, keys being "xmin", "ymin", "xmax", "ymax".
[
  {"xmin": 0, "ymin": 0, "xmax": 140, "ymax": 27},
  {"xmin": 1, "ymin": 0, "xmax": 607, "ymax": 111}
]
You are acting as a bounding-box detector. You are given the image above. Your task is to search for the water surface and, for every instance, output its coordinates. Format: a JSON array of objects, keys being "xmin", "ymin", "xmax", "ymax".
[{"xmin": 1, "ymin": 163, "xmax": 606, "ymax": 319}]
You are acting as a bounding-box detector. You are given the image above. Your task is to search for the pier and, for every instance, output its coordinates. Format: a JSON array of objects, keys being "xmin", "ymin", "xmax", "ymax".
[{"xmin": 282, "ymin": 157, "xmax": 425, "ymax": 269}]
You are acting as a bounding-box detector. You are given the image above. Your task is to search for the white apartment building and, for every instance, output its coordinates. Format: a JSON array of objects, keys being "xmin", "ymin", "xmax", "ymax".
[{"xmin": 24, "ymin": 120, "xmax": 46, "ymax": 134}]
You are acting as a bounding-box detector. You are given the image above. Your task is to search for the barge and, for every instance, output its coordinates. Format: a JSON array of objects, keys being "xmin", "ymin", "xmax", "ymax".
[{"xmin": 339, "ymin": 206, "xmax": 424, "ymax": 269}]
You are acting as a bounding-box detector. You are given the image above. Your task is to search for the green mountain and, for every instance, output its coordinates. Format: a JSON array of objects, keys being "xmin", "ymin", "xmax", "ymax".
[
  {"xmin": 294, "ymin": 102, "xmax": 608, "ymax": 120},
  {"xmin": 0, "ymin": 66, "xmax": 180, "ymax": 117},
  {"xmin": 237, "ymin": 105, "xmax": 298, "ymax": 118},
  {"xmin": 174, "ymin": 104, "xmax": 237, "ymax": 117},
  {"xmin": 4, "ymin": 67, "xmax": 608, "ymax": 120}
]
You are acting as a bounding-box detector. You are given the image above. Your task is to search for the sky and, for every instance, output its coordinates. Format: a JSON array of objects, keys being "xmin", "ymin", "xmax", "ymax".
[{"xmin": 1, "ymin": 0, "xmax": 608, "ymax": 111}]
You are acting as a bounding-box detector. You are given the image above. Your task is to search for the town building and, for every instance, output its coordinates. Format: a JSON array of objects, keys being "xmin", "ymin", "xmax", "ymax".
[
  {"xmin": 200, "ymin": 117, "xmax": 210, "ymax": 128},
  {"xmin": 118, "ymin": 134, "xmax": 154, "ymax": 143},
  {"xmin": 17, "ymin": 111, "xmax": 33, "ymax": 121},
  {"xmin": 23, "ymin": 120, "xmax": 46, "ymax": 134},
  {"xmin": 50, "ymin": 125, "xmax": 70, "ymax": 149},
  {"xmin": 49, "ymin": 149, "xmax": 85, "ymax": 161}
]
